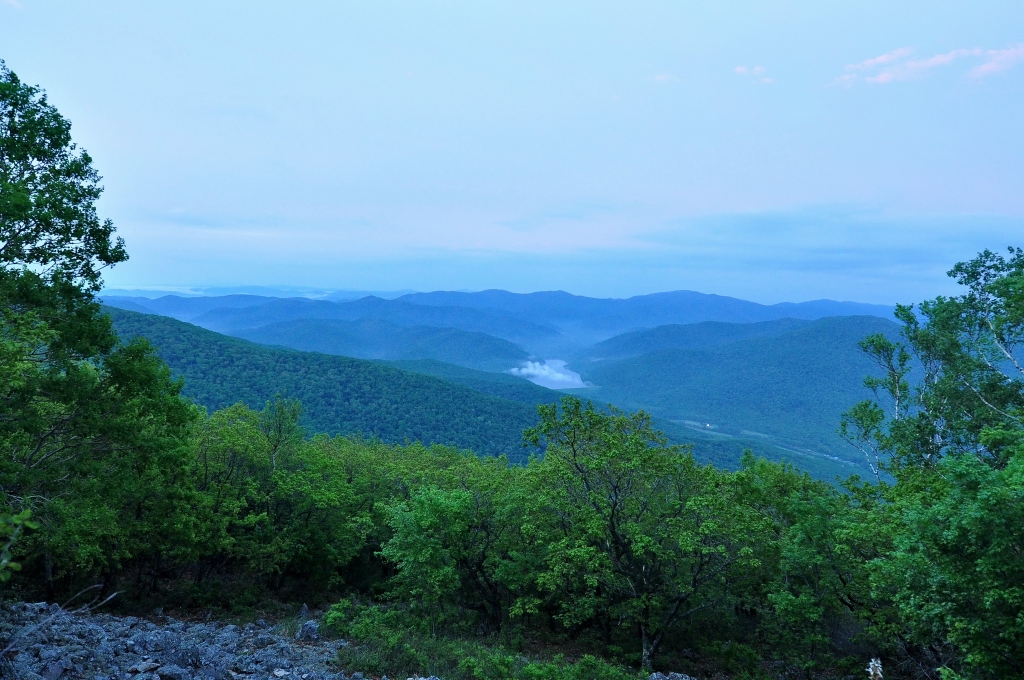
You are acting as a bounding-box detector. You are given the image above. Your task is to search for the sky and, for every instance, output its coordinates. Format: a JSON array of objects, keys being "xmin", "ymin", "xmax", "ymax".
[{"xmin": 2, "ymin": 0, "xmax": 1023, "ymax": 304}]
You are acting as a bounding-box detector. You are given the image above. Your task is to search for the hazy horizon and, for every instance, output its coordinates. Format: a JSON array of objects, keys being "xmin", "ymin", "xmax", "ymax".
[{"xmin": 99, "ymin": 284, "xmax": 898, "ymax": 308}]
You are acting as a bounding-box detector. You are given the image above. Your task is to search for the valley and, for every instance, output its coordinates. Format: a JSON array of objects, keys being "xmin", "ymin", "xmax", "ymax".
[{"xmin": 104, "ymin": 289, "xmax": 898, "ymax": 479}]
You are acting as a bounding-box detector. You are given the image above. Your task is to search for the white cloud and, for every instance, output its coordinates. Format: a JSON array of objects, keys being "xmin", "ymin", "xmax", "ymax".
[{"xmin": 735, "ymin": 65, "xmax": 765, "ymax": 76}]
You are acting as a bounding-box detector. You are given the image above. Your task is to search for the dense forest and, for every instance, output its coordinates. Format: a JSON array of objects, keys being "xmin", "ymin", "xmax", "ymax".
[{"xmin": 3, "ymin": 62, "xmax": 1024, "ymax": 680}]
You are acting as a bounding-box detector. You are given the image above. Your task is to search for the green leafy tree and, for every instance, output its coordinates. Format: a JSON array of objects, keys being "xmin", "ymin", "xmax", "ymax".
[
  {"xmin": 380, "ymin": 456, "xmax": 536, "ymax": 634},
  {"xmin": 0, "ymin": 61, "xmax": 195, "ymax": 596},
  {"xmin": 526, "ymin": 397, "xmax": 765, "ymax": 670},
  {"xmin": 841, "ymin": 247, "xmax": 1024, "ymax": 678},
  {"xmin": 738, "ymin": 454, "xmax": 895, "ymax": 675},
  {"xmin": 0, "ymin": 60, "xmax": 125, "ymax": 290}
]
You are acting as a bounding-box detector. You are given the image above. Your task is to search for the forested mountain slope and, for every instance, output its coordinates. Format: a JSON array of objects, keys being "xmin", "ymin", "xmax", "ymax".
[
  {"xmin": 103, "ymin": 294, "xmax": 559, "ymax": 347},
  {"xmin": 106, "ymin": 307, "xmax": 543, "ymax": 459},
  {"xmin": 575, "ymin": 318, "xmax": 812, "ymax": 362},
  {"xmin": 573, "ymin": 315, "xmax": 901, "ymax": 461},
  {"xmin": 385, "ymin": 359, "xmax": 563, "ymax": 404},
  {"xmin": 235, "ymin": 318, "xmax": 530, "ymax": 372}
]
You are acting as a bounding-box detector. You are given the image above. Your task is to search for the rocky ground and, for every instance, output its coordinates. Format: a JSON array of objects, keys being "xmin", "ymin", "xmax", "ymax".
[
  {"xmin": 0, "ymin": 602, "xmax": 695, "ymax": 680},
  {"xmin": 0, "ymin": 601, "xmax": 390, "ymax": 680}
]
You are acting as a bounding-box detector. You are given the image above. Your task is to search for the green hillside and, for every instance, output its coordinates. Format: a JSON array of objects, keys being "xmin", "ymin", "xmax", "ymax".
[
  {"xmin": 574, "ymin": 318, "xmax": 811, "ymax": 362},
  {"xmin": 106, "ymin": 307, "xmax": 541, "ymax": 460},
  {"xmin": 574, "ymin": 315, "xmax": 901, "ymax": 462},
  {"xmin": 385, "ymin": 359, "xmax": 562, "ymax": 404},
  {"xmin": 235, "ymin": 318, "xmax": 530, "ymax": 372}
]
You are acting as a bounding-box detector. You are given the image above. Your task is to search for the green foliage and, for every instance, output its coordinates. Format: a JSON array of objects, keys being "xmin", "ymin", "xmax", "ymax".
[
  {"xmin": 526, "ymin": 398, "xmax": 768, "ymax": 670},
  {"xmin": 840, "ymin": 247, "xmax": 1024, "ymax": 678},
  {"xmin": 0, "ymin": 60, "xmax": 126, "ymax": 291},
  {"xmin": 325, "ymin": 598, "xmax": 641, "ymax": 680},
  {"xmin": 876, "ymin": 438, "xmax": 1024, "ymax": 676},
  {"xmin": 0, "ymin": 509, "xmax": 37, "ymax": 582},
  {"xmin": 0, "ymin": 62, "xmax": 197, "ymax": 597}
]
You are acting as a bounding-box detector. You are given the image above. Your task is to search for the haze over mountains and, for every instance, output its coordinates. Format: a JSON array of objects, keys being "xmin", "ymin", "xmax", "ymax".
[
  {"xmin": 104, "ymin": 289, "xmax": 893, "ymax": 352},
  {"xmin": 102, "ymin": 288, "xmax": 899, "ymax": 480}
]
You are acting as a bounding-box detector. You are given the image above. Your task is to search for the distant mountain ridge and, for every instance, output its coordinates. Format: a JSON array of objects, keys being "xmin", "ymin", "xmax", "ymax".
[
  {"xmin": 399, "ymin": 289, "xmax": 894, "ymax": 343},
  {"xmin": 103, "ymin": 289, "xmax": 894, "ymax": 359}
]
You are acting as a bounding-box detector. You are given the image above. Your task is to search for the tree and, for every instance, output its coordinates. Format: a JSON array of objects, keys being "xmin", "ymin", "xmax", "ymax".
[
  {"xmin": 841, "ymin": 247, "xmax": 1024, "ymax": 678},
  {"xmin": 380, "ymin": 456, "xmax": 535, "ymax": 634},
  {"xmin": 0, "ymin": 62, "xmax": 195, "ymax": 597},
  {"xmin": 526, "ymin": 397, "xmax": 764, "ymax": 670},
  {"xmin": 1, "ymin": 60, "xmax": 125, "ymax": 290}
]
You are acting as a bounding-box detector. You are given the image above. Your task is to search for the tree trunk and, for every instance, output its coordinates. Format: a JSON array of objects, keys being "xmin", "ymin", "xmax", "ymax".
[
  {"xmin": 640, "ymin": 625, "xmax": 653, "ymax": 671},
  {"xmin": 640, "ymin": 624, "xmax": 663, "ymax": 672}
]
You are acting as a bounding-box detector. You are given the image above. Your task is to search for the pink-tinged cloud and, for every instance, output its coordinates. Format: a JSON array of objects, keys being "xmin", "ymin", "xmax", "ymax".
[
  {"xmin": 847, "ymin": 47, "xmax": 914, "ymax": 71},
  {"xmin": 970, "ymin": 44, "xmax": 1024, "ymax": 78},
  {"xmin": 867, "ymin": 48, "xmax": 982, "ymax": 83}
]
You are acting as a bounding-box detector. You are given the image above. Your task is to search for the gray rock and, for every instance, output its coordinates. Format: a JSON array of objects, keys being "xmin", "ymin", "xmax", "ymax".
[
  {"xmin": 252, "ymin": 634, "xmax": 276, "ymax": 649},
  {"xmin": 648, "ymin": 673, "xmax": 694, "ymax": 680},
  {"xmin": 41, "ymin": 658, "xmax": 71, "ymax": 680},
  {"xmin": 131, "ymin": 662, "xmax": 161, "ymax": 673},
  {"xmin": 170, "ymin": 645, "xmax": 203, "ymax": 668},
  {"xmin": 295, "ymin": 621, "xmax": 319, "ymax": 642},
  {"xmin": 156, "ymin": 665, "xmax": 191, "ymax": 680}
]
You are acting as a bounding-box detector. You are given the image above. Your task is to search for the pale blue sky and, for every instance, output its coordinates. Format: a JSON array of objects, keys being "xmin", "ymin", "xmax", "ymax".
[{"xmin": 2, "ymin": 1, "xmax": 1022, "ymax": 303}]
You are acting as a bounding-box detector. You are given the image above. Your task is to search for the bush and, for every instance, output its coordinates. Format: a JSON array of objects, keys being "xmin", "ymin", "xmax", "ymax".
[{"xmin": 325, "ymin": 599, "xmax": 640, "ymax": 680}]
